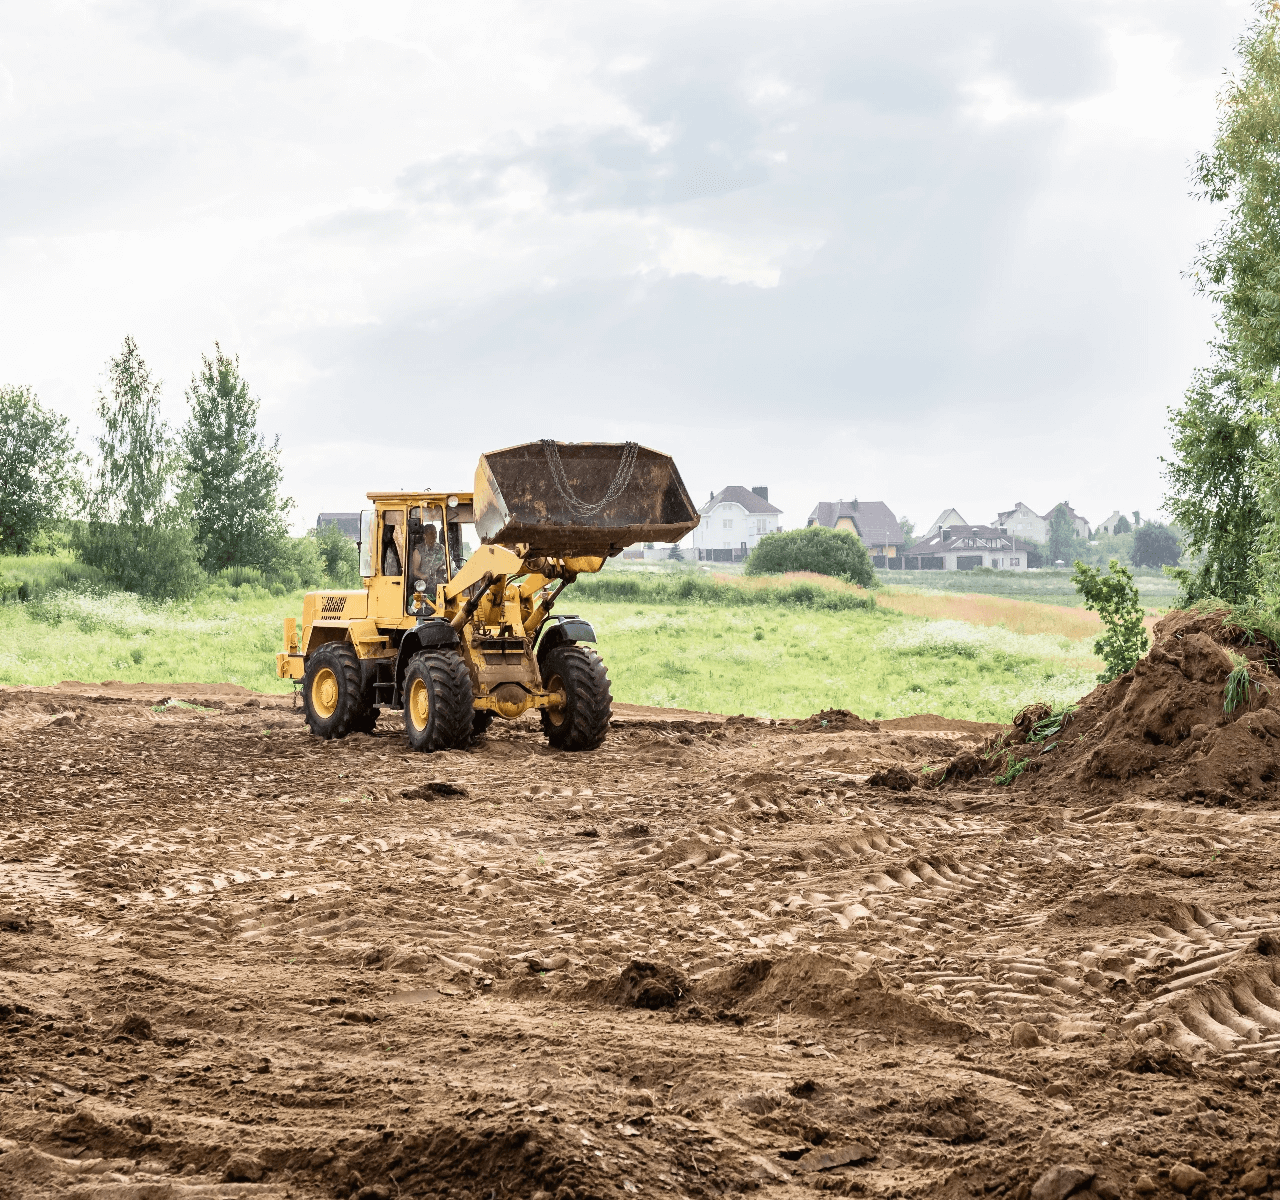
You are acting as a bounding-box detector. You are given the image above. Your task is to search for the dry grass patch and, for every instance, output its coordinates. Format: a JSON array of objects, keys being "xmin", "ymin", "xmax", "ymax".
[{"xmin": 876, "ymin": 587, "xmax": 1121, "ymax": 640}]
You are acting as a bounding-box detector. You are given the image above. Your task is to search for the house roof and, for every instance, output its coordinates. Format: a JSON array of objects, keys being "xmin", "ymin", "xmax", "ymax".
[
  {"xmin": 808, "ymin": 500, "xmax": 904, "ymax": 546},
  {"xmin": 925, "ymin": 508, "xmax": 966, "ymax": 535},
  {"xmin": 907, "ymin": 525, "xmax": 1034, "ymax": 554},
  {"xmin": 996, "ymin": 501, "xmax": 1039, "ymax": 523},
  {"xmin": 700, "ymin": 486, "xmax": 782, "ymax": 516}
]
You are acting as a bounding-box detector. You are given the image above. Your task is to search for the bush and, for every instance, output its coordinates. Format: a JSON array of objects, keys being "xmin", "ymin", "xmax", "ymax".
[
  {"xmin": 743, "ymin": 526, "xmax": 874, "ymax": 585},
  {"xmin": 568, "ymin": 571, "xmax": 874, "ymax": 612},
  {"xmin": 75, "ymin": 519, "xmax": 204, "ymax": 601},
  {"xmin": 264, "ymin": 534, "xmax": 326, "ymax": 592},
  {"xmin": 1072, "ymin": 558, "xmax": 1149, "ymax": 681}
]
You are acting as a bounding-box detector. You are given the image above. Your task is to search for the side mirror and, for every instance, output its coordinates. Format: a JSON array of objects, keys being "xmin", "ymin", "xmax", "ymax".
[{"xmin": 414, "ymin": 579, "xmax": 426, "ymax": 593}]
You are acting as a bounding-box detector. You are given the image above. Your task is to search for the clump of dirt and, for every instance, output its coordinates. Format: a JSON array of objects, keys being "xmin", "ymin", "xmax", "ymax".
[
  {"xmin": 587, "ymin": 960, "xmax": 689, "ymax": 1009},
  {"xmin": 867, "ymin": 764, "xmax": 915, "ymax": 791},
  {"xmin": 696, "ymin": 953, "xmax": 982, "ymax": 1040},
  {"xmin": 785, "ymin": 708, "xmax": 880, "ymax": 734},
  {"xmin": 940, "ymin": 608, "xmax": 1280, "ymax": 805}
]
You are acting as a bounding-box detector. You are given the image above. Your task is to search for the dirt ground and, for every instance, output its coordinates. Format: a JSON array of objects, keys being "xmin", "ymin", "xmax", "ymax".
[{"xmin": 2, "ymin": 681, "xmax": 1279, "ymax": 1200}]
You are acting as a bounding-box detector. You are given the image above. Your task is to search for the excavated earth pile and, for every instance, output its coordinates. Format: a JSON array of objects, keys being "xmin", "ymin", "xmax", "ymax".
[
  {"xmin": 0, "ymin": 676, "xmax": 1279, "ymax": 1199},
  {"xmin": 939, "ymin": 608, "xmax": 1280, "ymax": 810}
]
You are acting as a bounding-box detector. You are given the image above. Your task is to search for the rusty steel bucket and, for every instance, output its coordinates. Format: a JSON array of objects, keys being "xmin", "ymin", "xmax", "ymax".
[{"xmin": 473, "ymin": 440, "xmax": 700, "ymax": 555}]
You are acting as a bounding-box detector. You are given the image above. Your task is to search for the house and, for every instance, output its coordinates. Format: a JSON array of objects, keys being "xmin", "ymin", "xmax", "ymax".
[
  {"xmin": 902, "ymin": 524, "xmax": 1030, "ymax": 571},
  {"xmin": 807, "ymin": 499, "xmax": 904, "ymax": 567},
  {"xmin": 995, "ymin": 501, "xmax": 1046, "ymax": 545},
  {"xmin": 317, "ymin": 512, "xmax": 361, "ymax": 539},
  {"xmin": 993, "ymin": 501, "xmax": 1091, "ymax": 542},
  {"xmin": 925, "ymin": 508, "xmax": 967, "ymax": 536},
  {"xmin": 1097, "ymin": 510, "xmax": 1128, "ymax": 536},
  {"xmin": 686, "ymin": 486, "xmax": 782, "ymax": 563}
]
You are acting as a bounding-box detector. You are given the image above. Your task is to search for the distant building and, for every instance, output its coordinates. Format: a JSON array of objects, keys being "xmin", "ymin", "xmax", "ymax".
[
  {"xmin": 995, "ymin": 501, "xmax": 1046, "ymax": 544},
  {"xmin": 317, "ymin": 512, "xmax": 361, "ymax": 539},
  {"xmin": 993, "ymin": 501, "xmax": 1090, "ymax": 542},
  {"xmin": 686, "ymin": 486, "xmax": 782, "ymax": 563},
  {"xmin": 1096, "ymin": 510, "xmax": 1127, "ymax": 536},
  {"xmin": 807, "ymin": 499, "xmax": 904, "ymax": 566},
  {"xmin": 903, "ymin": 524, "xmax": 1030, "ymax": 572},
  {"xmin": 925, "ymin": 508, "xmax": 967, "ymax": 536}
]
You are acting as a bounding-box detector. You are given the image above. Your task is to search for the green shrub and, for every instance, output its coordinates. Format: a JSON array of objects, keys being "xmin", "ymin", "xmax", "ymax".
[
  {"xmin": 73, "ymin": 520, "xmax": 204, "ymax": 601},
  {"xmin": 744, "ymin": 526, "xmax": 874, "ymax": 585},
  {"xmin": 1071, "ymin": 558, "xmax": 1149, "ymax": 681}
]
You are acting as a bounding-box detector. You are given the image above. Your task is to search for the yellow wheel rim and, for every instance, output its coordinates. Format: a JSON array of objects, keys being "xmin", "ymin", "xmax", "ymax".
[
  {"xmin": 312, "ymin": 667, "xmax": 339, "ymax": 719},
  {"xmin": 545, "ymin": 672, "xmax": 566, "ymax": 727},
  {"xmin": 408, "ymin": 677, "xmax": 430, "ymax": 731}
]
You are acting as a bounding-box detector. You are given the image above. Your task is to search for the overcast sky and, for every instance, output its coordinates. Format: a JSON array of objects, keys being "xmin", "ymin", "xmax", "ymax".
[{"xmin": 0, "ymin": 0, "xmax": 1253, "ymax": 536}]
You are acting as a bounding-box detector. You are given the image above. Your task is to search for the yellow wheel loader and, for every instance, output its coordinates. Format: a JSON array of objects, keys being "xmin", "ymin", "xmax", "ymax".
[{"xmin": 277, "ymin": 441, "xmax": 699, "ymax": 752}]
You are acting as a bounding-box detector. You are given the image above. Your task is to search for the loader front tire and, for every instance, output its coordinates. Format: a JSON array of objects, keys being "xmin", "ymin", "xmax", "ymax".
[
  {"xmin": 540, "ymin": 644, "xmax": 612, "ymax": 751},
  {"xmin": 303, "ymin": 643, "xmax": 364, "ymax": 739},
  {"xmin": 403, "ymin": 651, "xmax": 474, "ymax": 753}
]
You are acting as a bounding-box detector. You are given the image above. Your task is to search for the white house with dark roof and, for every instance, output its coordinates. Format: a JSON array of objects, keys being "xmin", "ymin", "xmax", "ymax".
[
  {"xmin": 687, "ymin": 486, "xmax": 782, "ymax": 562},
  {"xmin": 905, "ymin": 524, "xmax": 1031, "ymax": 571},
  {"xmin": 807, "ymin": 499, "xmax": 904, "ymax": 565}
]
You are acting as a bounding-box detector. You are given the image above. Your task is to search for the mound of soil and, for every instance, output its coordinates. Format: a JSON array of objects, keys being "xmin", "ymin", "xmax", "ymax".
[
  {"xmin": 696, "ymin": 953, "xmax": 982, "ymax": 1040},
  {"xmin": 785, "ymin": 708, "xmax": 880, "ymax": 733},
  {"xmin": 940, "ymin": 608, "xmax": 1280, "ymax": 806}
]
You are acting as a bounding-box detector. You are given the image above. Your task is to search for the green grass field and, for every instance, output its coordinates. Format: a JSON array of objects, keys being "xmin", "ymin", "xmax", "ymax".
[
  {"xmin": 873, "ymin": 566, "xmax": 1180, "ymax": 608},
  {"xmin": 0, "ymin": 573, "xmax": 1104, "ymax": 722}
]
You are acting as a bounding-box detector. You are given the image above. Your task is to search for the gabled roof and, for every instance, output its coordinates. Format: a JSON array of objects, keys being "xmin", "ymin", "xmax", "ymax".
[
  {"xmin": 925, "ymin": 508, "xmax": 966, "ymax": 535},
  {"xmin": 996, "ymin": 501, "xmax": 1039, "ymax": 523},
  {"xmin": 699, "ymin": 486, "xmax": 782, "ymax": 516},
  {"xmin": 807, "ymin": 500, "xmax": 904, "ymax": 546}
]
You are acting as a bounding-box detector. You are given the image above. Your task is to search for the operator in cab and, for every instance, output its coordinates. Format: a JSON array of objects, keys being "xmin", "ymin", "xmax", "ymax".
[{"xmin": 410, "ymin": 521, "xmax": 448, "ymax": 591}]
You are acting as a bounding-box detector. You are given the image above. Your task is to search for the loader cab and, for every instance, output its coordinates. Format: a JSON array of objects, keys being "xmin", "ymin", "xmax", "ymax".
[{"xmin": 363, "ymin": 492, "xmax": 478, "ymax": 626}]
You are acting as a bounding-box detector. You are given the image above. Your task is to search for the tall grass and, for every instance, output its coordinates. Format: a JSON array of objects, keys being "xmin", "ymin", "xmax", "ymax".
[
  {"xmin": 0, "ymin": 585, "xmax": 297, "ymax": 692},
  {"xmin": 0, "ymin": 553, "xmax": 106, "ymax": 602},
  {"xmin": 566, "ymin": 570, "xmax": 875, "ymax": 612},
  {"xmin": 877, "ymin": 587, "xmax": 1109, "ymax": 639}
]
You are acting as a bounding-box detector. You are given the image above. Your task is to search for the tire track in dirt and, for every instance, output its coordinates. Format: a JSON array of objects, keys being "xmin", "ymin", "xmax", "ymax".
[{"xmin": 2, "ymin": 687, "xmax": 1280, "ymax": 1198}]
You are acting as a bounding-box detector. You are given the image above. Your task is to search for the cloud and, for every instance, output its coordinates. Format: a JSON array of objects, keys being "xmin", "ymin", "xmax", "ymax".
[{"xmin": 0, "ymin": 0, "xmax": 1253, "ymax": 531}]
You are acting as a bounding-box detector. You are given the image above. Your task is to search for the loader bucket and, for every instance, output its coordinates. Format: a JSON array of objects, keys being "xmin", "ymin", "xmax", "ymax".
[{"xmin": 474, "ymin": 440, "xmax": 700, "ymax": 555}]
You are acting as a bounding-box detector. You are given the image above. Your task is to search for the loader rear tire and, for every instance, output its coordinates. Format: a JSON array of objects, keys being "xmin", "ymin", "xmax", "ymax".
[
  {"xmin": 403, "ymin": 651, "xmax": 474, "ymax": 753},
  {"xmin": 540, "ymin": 644, "xmax": 612, "ymax": 751},
  {"xmin": 303, "ymin": 643, "xmax": 364, "ymax": 739}
]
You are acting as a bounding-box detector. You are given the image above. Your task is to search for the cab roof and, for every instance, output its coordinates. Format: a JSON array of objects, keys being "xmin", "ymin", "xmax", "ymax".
[{"xmin": 365, "ymin": 491, "xmax": 474, "ymax": 504}]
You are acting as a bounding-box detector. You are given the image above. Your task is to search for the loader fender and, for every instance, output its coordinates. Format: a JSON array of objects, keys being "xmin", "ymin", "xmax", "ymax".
[
  {"xmin": 535, "ymin": 614, "xmax": 596, "ymax": 668},
  {"xmin": 394, "ymin": 618, "xmax": 461, "ymax": 697}
]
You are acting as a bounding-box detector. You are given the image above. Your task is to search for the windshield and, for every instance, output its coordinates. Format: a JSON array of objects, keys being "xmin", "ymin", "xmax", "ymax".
[{"xmin": 406, "ymin": 504, "xmax": 448, "ymax": 599}]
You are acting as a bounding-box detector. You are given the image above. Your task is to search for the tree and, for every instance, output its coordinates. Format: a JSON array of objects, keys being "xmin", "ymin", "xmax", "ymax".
[
  {"xmin": 76, "ymin": 337, "xmax": 203, "ymax": 599},
  {"xmin": 1131, "ymin": 522, "xmax": 1183, "ymax": 569},
  {"xmin": 1190, "ymin": 2, "xmax": 1280, "ymax": 380},
  {"xmin": 180, "ymin": 345, "xmax": 290, "ymax": 571},
  {"xmin": 0, "ymin": 385, "xmax": 80, "ymax": 555},
  {"xmin": 1072, "ymin": 559, "xmax": 1149, "ymax": 682},
  {"xmin": 1113, "ymin": 514, "xmax": 1132, "ymax": 534},
  {"xmin": 899, "ymin": 517, "xmax": 916, "ymax": 549},
  {"xmin": 1047, "ymin": 504, "xmax": 1079, "ymax": 565},
  {"xmin": 744, "ymin": 525, "xmax": 874, "ymax": 585},
  {"xmin": 1163, "ymin": 362, "xmax": 1267, "ymax": 602}
]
